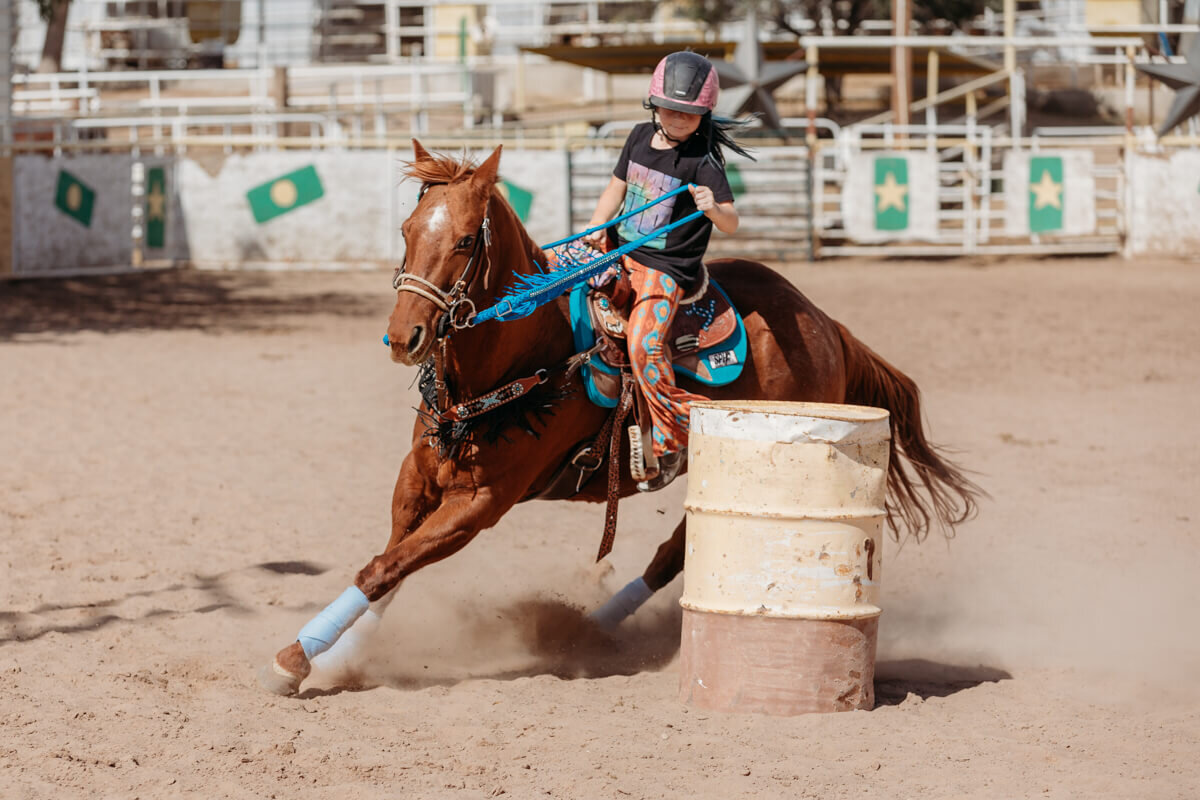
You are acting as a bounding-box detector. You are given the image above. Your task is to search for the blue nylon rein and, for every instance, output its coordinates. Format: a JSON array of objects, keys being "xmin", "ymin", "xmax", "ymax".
[{"xmin": 469, "ymin": 184, "xmax": 701, "ymax": 326}]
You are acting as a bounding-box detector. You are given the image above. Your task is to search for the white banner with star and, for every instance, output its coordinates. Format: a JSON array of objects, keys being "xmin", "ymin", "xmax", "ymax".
[
  {"xmin": 841, "ymin": 152, "xmax": 940, "ymax": 242},
  {"xmin": 1003, "ymin": 150, "xmax": 1096, "ymax": 237}
]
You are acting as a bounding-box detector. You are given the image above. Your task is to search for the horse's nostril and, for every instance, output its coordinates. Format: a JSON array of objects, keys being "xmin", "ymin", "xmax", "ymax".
[{"xmin": 407, "ymin": 326, "xmax": 425, "ymax": 354}]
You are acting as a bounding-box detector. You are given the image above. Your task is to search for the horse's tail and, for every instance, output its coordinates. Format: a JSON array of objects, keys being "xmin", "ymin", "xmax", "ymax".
[{"xmin": 835, "ymin": 321, "xmax": 985, "ymax": 542}]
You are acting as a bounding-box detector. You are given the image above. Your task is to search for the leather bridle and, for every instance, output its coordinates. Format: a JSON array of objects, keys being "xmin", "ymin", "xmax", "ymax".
[{"xmin": 393, "ymin": 187, "xmax": 491, "ymax": 337}]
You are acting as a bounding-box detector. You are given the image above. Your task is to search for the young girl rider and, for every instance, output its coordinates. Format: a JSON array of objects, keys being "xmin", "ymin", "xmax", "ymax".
[{"xmin": 583, "ymin": 50, "xmax": 749, "ymax": 490}]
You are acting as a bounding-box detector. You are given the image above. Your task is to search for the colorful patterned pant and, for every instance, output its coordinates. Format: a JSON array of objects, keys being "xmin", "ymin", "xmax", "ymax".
[
  {"xmin": 626, "ymin": 260, "xmax": 709, "ymax": 457},
  {"xmin": 545, "ymin": 242, "xmax": 708, "ymax": 457}
]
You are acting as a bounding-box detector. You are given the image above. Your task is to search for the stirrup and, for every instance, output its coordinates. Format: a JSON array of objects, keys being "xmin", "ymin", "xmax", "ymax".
[{"xmin": 636, "ymin": 449, "xmax": 684, "ymax": 493}]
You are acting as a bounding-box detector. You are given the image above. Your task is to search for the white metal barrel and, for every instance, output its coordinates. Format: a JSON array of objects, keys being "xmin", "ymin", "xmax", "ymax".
[{"xmin": 679, "ymin": 400, "xmax": 890, "ymax": 715}]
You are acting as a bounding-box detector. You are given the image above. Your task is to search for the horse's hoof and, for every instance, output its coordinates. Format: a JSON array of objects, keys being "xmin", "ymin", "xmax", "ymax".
[
  {"xmin": 257, "ymin": 642, "xmax": 311, "ymax": 696},
  {"xmin": 257, "ymin": 662, "xmax": 301, "ymax": 696}
]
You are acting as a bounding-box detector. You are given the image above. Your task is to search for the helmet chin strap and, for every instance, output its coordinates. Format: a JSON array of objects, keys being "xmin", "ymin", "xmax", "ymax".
[{"xmin": 651, "ymin": 109, "xmax": 691, "ymax": 146}]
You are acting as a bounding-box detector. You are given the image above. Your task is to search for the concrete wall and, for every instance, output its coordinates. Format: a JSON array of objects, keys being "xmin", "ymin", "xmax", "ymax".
[
  {"xmin": 2, "ymin": 5, "xmax": 11, "ymax": 276},
  {"xmin": 486, "ymin": 148, "xmax": 570, "ymax": 248},
  {"xmin": 174, "ymin": 148, "xmax": 569, "ymax": 269},
  {"xmin": 176, "ymin": 151, "xmax": 399, "ymax": 268},
  {"xmin": 17, "ymin": 145, "xmax": 1200, "ymax": 272},
  {"xmin": 6, "ymin": 148, "xmax": 570, "ymax": 276},
  {"xmin": 1128, "ymin": 150, "xmax": 1200, "ymax": 256}
]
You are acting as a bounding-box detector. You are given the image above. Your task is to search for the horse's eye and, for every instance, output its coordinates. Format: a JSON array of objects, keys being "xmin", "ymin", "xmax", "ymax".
[{"xmin": 456, "ymin": 235, "xmax": 475, "ymax": 250}]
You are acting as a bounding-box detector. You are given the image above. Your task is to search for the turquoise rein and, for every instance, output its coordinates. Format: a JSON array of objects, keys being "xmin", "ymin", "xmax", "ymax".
[
  {"xmin": 472, "ymin": 185, "xmax": 701, "ymax": 325},
  {"xmin": 384, "ymin": 184, "xmax": 702, "ymax": 346}
]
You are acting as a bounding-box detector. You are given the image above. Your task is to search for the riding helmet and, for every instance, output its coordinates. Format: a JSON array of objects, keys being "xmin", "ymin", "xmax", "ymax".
[{"xmin": 647, "ymin": 51, "xmax": 719, "ymax": 115}]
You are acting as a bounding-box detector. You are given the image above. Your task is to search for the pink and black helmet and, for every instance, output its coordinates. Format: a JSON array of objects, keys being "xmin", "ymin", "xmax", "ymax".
[{"xmin": 647, "ymin": 51, "xmax": 719, "ymax": 115}]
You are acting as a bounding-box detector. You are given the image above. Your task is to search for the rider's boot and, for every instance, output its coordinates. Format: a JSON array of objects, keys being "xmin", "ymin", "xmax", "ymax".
[{"xmin": 636, "ymin": 449, "xmax": 684, "ymax": 493}]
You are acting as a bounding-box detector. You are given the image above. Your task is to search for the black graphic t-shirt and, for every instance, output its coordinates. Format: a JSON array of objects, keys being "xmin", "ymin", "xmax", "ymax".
[{"xmin": 612, "ymin": 122, "xmax": 734, "ymax": 288}]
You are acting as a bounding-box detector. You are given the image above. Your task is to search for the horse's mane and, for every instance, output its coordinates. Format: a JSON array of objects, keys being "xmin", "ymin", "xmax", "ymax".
[{"xmin": 402, "ymin": 152, "xmax": 498, "ymax": 187}]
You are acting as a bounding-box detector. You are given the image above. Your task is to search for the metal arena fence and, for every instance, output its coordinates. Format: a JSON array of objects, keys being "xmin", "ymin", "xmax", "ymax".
[
  {"xmin": 9, "ymin": 63, "xmax": 485, "ymax": 149},
  {"xmin": 0, "ymin": 123, "xmax": 1195, "ymax": 279},
  {"xmin": 816, "ymin": 124, "xmax": 1126, "ymax": 257}
]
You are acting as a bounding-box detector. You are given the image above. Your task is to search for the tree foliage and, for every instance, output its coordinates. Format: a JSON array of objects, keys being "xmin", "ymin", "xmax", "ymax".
[
  {"xmin": 35, "ymin": 0, "xmax": 65, "ymax": 23},
  {"xmin": 910, "ymin": 0, "xmax": 1001, "ymax": 29}
]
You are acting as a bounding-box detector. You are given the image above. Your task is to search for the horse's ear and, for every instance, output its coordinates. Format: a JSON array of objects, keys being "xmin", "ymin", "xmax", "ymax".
[
  {"xmin": 473, "ymin": 145, "xmax": 503, "ymax": 188},
  {"xmin": 412, "ymin": 139, "xmax": 433, "ymax": 163}
]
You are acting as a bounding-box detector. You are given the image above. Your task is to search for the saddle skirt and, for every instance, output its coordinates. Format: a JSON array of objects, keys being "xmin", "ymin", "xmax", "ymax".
[{"xmin": 567, "ymin": 273, "xmax": 748, "ymax": 409}]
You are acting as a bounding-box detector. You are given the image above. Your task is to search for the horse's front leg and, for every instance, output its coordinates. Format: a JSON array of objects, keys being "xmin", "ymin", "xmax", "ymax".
[
  {"xmin": 383, "ymin": 449, "xmax": 440, "ymax": 550},
  {"xmin": 261, "ymin": 484, "xmax": 509, "ymax": 695},
  {"xmin": 258, "ymin": 451, "xmax": 439, "ymax": 695}
]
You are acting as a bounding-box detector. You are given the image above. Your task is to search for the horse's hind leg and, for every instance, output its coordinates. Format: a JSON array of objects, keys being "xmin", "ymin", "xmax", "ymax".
[
  {"xmin": 590, "ymin": 517, "xmax": 685, "ymax": 630},
  {"xmin": 643, "ymin": 516, "xmax": 687, "ymax": 591}
]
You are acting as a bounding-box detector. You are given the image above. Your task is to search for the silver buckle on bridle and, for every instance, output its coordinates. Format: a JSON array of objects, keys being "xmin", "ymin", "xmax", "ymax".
[{"xmin": 447, "ymin": 297, "xmax": 477, "ymax": 330}]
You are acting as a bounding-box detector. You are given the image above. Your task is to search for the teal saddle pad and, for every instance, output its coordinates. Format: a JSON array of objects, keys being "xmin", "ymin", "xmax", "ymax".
[{"xmin": 568, "ymin": 281, "xmax": 748, "ymax": 409}]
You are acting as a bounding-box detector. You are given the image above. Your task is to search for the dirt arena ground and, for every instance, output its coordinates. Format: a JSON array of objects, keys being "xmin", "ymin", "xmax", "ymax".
[{"xmin": 2, "ymin": 257, "xmax": 1198, "ymax": 799}]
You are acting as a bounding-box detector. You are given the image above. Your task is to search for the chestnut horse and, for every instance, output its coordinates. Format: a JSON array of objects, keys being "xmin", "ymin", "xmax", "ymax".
[{"xmin": 259, "ymin": 141, "xmax": 981, "ymax": 696}]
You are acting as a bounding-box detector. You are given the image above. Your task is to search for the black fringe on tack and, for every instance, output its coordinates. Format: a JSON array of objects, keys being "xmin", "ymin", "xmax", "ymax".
[{"xmin": 415, "ymin": 360, "xmax": 570, "ymax": 458}]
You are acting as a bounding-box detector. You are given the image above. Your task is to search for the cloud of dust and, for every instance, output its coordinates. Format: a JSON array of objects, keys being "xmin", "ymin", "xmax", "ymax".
[
  {"xmin": 306, "ymin": 530, "xmax": 1198, "ymax": 701},
  {"xmin": 307, "ymin": 565, "xmax": 683, "ymax": 692},
  {"xmin": 877, "ymin": 545, "xmax": 1200, "ymax": 695}
]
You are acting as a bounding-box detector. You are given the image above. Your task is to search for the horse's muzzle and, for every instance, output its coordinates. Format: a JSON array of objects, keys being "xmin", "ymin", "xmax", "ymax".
[{"xmin": 389, "ymin": 324, "xmax": 430, "ymax": 365}]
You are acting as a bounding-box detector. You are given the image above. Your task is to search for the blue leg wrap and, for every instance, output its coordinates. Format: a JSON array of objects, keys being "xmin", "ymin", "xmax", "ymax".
[
  {"xmin": 589, "ymin": 577, "xmax": 654, "ymax": 631},
  {"xmin": 297, "ymin": 586, "xmax": 370, "ymax": 660}
]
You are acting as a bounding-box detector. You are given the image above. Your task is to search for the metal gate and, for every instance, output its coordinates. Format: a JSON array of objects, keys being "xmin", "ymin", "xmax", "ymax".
[
  {"xmin": 814, "ymin": 124, "xmax": 1124, "ymax": 257},
  {"xmin": 567, "ymin": 143, "xmax": 816, "ymax": 263}
]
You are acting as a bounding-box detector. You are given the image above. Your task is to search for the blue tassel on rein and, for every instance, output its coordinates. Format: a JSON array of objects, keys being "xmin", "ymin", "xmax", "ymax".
[
  {"xmin": 382, "ymin": 184, "xmax": 703, "ymax": 341},
  {"xmin": 473, "ymin": 185, "xmax": 703, "ymax": 325}
]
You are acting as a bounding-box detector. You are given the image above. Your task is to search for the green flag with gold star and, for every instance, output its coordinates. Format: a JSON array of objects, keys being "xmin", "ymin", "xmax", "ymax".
[
  {"xmin": 146, "ymin": 166, "xmax": 167, "ymax": 249},
  {"xmin": 54, "ymin": 170, "xmax": 95, "ymax": 228},
  {"xmin": 247, "ymin": 165, "xmax": 324, "ymax": 224},
  {"xmin": 874, "ymin": 157, "xmax": 909, "ymax": 231},
  {"xmin": 1028, "ymin": 156, "xmax": 1064, "ymax": 233}
]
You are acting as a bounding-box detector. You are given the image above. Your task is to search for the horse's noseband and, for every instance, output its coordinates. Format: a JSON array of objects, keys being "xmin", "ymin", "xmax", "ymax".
[{"xmin": 393, "ymin": 194, "xmax": 491, "ymax": 336}]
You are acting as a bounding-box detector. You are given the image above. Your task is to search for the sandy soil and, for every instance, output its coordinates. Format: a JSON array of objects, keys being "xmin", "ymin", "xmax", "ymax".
[{"xmin": 1, "ymin": 258, "xmax": 1198, "ymax": 799}]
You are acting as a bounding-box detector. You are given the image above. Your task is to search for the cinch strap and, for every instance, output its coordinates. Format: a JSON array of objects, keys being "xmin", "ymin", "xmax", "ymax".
[{"xmin": 297, "ymin": 586, "xmax": 370, "ymax": 660}]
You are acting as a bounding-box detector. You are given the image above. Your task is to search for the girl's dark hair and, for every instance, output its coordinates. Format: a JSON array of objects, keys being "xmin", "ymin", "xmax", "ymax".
[{"xmin": 645, "ymin": 102, "xmax": 757, "ymax": 167}]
